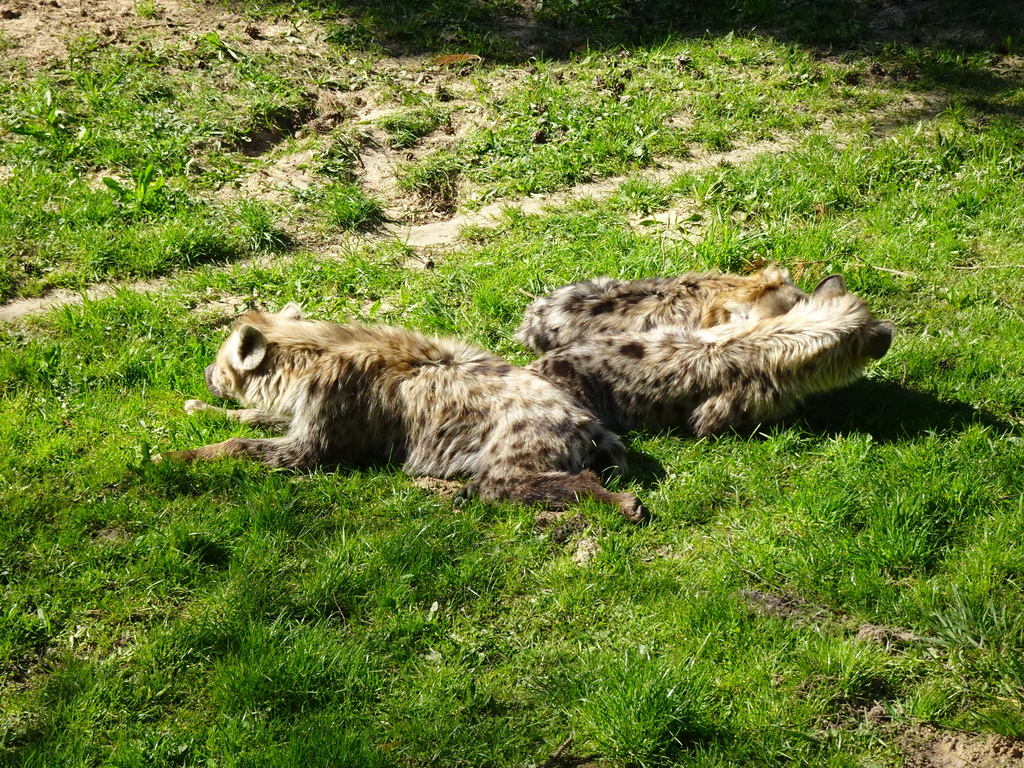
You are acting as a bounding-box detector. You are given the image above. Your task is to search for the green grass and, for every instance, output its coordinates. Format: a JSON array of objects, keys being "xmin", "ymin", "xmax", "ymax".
[
  {"xmin": 303, "ymin": 182, "xmax": 387, "ymax": 231},
  {"xmin": 376, "ymin": 106, "xmax": 448, "ymax": 148},
  {"xmin": 3, "ymin": 0, "xmax": 1024, "ymax": 766}
]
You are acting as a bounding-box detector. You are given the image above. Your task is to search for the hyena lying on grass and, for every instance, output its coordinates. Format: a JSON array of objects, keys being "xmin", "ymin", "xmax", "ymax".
[
  {"xmin": 155, "ymin": 303, "xmax": 647, "ymax": 522},
  {"xmin": 528, "ymin": 286, "xmax": 894, "ymax": 437},
  {"xmin": 517, "ymin": 266, "xmax": 846, "ymax": 354}
]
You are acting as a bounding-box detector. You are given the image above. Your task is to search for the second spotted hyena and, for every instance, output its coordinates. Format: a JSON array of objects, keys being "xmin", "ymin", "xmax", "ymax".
[
  {"xmin": 156, "ymin": 304, "xmax": 646, "ymax": 522},
  {"xmin": 528, "ymin": 288, "xmax": 894, "ymax": 437},
  {"xmin": 516, "ymin": 266, "xmax": 846, "ymax": 354}
]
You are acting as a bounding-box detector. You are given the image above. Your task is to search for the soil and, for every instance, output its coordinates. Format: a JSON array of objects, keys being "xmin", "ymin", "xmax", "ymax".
[
  {"xmin": 0, "ymin": 0, "xmax": 812, "ymax": 321},
  {"xmin": 736, "ymin": 589, "xmax": 925, "ymax": 648},
  {"xmin": 534, "ymin": 509, "xmax": 590, "ymax": 544},
  {"xmin": 737, "ymin": 588, "xmax": 829, "ymax": 624},
  {"xmin": 901, "ymin": 725, "xmax": 1024, "ymax": 768},
  {"xmin": 0, "ymin": 0, "xmax": 307, "ymax": 65},
  {"xmin": 411, "ymin": 475, "xmax": 466, "ymax": 500},
  {"xmin": 572, "ymin": 537, "xmax": 600, "ymax": 564}
]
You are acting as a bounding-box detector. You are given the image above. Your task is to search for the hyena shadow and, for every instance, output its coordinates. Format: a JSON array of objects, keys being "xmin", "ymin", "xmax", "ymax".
[
  {"xmin": 617, "ymin": 378, "xmax": 1010, "ymax": 464},
  {"xmin": 797, "ymin": 379, "xmax": 1016, "ymax": 442},
  {"xmin": 617, "ymin": 447, "xmax": 669, "ymax": 490}
]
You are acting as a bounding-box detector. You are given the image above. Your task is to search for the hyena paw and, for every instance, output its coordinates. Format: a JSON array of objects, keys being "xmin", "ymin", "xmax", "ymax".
[
  {"xmin": 184, "ymin": 399, "xmax": 209, "ymax": 415},
  {"xmin": 152, "ymin": 449, "xmax": 197, "ymax": 464},
  {"xmin": 454, "ymin": 482, "xmax": 478, "ymax": 508},
  {"xmin": 619, "ymin": 494, "xmax": 650, "ymax": 524}
]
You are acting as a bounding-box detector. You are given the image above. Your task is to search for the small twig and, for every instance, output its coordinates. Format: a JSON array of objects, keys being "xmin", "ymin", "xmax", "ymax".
[
  {"xmin": 541, "ymin": 736, "xmax": 574, "ymax": 767},
  {"xmin": 853, "ymin": 259, "xmax": 917, "ymax": 278},
  {"xmin": 869, "ymin": 265, "xmax": 916, "ymax": 277},
  {"xmin": 517, "ymin": 287, "xmax": 539, "ymax": 301},
  {"xmin": 951, "ymin": 264, "xmax": 1024, "ymax": 271}
]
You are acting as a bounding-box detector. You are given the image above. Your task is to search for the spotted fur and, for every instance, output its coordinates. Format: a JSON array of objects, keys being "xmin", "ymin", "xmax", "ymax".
[
  {"xmin": 517, "ymin": 267, "xmax": 846, "ymax": 354},
  {"xmin": 528, "ymin": 289, "xmax": 894, "ymax": 437},
  {"xmin": 155, "ymin": 303, "xmax": 646, "ymax": 522}
]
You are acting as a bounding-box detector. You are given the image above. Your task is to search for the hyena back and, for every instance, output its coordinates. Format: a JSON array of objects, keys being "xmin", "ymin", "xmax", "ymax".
[
  {"xmin": 157, "ymin": 303, "xmax": 646, "ymax": 522},
  {"xmin": 528, "ymin": 289, "xmax": 894, "ymax": 437},
  {"xmin": 516, "ymin": 266, "xmax": 846, "ymax": 354}
]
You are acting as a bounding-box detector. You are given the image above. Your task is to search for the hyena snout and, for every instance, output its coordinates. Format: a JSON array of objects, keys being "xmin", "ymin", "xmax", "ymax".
[
  {"xmin": 204, "ymin": 364, "xmax": 227, "ymax": 399},
  {"xmin": 867, "ymin": 321, "xmax": 895, "ymax": 360}
]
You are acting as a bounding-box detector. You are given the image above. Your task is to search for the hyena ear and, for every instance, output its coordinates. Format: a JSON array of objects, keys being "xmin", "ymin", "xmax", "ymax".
[
  {"xmin": 812, "ymin": 275, "xmax": 847, "ymax": 298},
  {"xmin": 231, "ymin": 323, "xmax": 267, "ymax": 371},
  {"xmin": 760, "ymin": 265, "xmax": 792, "ymax": 284},
  {"xmin": 866, "ymin": 320, "xmax": 895, "ymax": 359},
  {"xmin": 278, "ymin": 302, "xmax": 304, "ymax": 320}
]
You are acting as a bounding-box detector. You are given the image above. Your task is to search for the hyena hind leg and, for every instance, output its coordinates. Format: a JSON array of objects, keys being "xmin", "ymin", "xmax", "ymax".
[
  {"xmin": 184, "ymin": 399, "xmax": 291, "ymax": 431},
  {"xmin": 473, "ymin": 469, "xmax": 648, "ymax": 523}
]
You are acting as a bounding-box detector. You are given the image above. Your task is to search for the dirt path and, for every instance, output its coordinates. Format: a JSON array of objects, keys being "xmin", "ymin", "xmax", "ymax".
[
  {"xmin": 387, "ymin": 138, "xmax": 792, "ymax": 247},
  {"xmin": 0, "ymin": 139, "xmax": 793, "ymax": 322}
]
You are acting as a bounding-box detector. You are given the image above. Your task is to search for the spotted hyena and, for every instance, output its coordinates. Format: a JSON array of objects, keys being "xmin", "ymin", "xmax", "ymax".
[
  {"xmin": 528, "ymin": 286, "xmax": 894, "ymax": 437},
  {"xmin": 516, "ymin": 266, "xmax": 846, "ymax": 354},
  {"xmin": 155, "ymin": 303, "xmax": 646, "ymax": 522}
]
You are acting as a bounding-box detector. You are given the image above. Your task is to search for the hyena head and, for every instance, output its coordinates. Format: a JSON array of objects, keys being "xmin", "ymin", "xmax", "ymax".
[
  {"xmin": 858, "ymin": 312, "xmax": 895, "ymax": 361},
  {"xmin": 204, "ymin": 302, "xmax": 305, "ymax": 401},
  {"xmin": 791, "ymin": 283, "xmax": 894, "ymax": 392},
  {"xmin": 701, "ymin": 268, "xmax": 845, "ymax": 327},
  {"xmin": 807, "ymin": 276, "xmax": 894, "ymax": 362}
]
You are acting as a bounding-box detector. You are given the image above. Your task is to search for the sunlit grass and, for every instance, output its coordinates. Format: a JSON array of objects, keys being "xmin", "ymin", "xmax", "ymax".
[{"xmin": 2, "ymin": 0, "xmax": 1024, "ymax": 765}]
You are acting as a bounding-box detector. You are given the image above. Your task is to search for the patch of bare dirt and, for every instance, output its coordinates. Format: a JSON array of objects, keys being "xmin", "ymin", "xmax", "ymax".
[
  {"xmin": 572, "ymin": 537, "xmax": 600, "ymax": 564},
  {"xmin": 0, "ymin": 278, "xmax": 164, "ymax": 323},
  {"xmin": 0, "ymin": 0, "xmax": 330, "ymax": 66},
  {"xmin": 92, "ymin": 526, "xmax": 131, "ymax": 545},
  {"xmin": 855, "ymin": 622, "xmax": 921, "ymax": 650},
  {"xmin": 649, "ymin": 544, "xmax": 688, "ymax": 560},
  {"xmin": 351, "ymin": 127, "xmax": 409, "ymax": 219},
  {"xmin": 412, "ymin": 476, "xmax": 465, "ymax": 499},
  {"xmin": 737, "ymin": 589, "xmax": 828, "ymax": 624},
  {"xmin": 219, "ymin": 76, "xmax": 492, "ymax": 223},
  {"xmin": 189, "ymin": 293, "xmax": 250, "ymax": 322},
  {"xmin": 901, "ymin": 725, "xmax": 1024, "ymax": 768},
  {"xmin": 629, "ymin": 200, "xmax": 705, "ymax": 244},
  {"xmin": 865, "ymin": 90, "xmax": 947, "ymax": 136},
  {"xmin": 534, "ymin": 510, "xmax": 589, "ymax": 544},
  {"xmin": 386, "ymin": 138, "xmax": 795, "ymax": 248},
  {"xmin": 229, "ymin": 147, "xmax": 319, "ymax": 205},
  {"xmin": 737, "ymin": 589, "xmax": 925, "ymax": 651},
  {"xmin": 0, "ymin": 644, "xmax": 54, "ymax": 695}
]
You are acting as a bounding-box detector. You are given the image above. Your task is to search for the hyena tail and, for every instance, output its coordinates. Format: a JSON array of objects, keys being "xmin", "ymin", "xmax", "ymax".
[
  {"xmin": 589, "ymin": 428, "xmax": 631, "ymax": 478},
  {"xmin": 469, "ymin": 469, "xmax": 648, "ymax": 523}
]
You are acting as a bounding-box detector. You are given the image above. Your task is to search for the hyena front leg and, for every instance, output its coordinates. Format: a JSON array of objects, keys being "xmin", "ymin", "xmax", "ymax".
[
  {"xmin": 472, "ymin": 469, "xmax": 649, "ymax": 523},
  {"xmin": 183, "ymin": 399, "xmax": 292, "ymax": 431},
  {"xmin": 155, "ymin": 408, "xmax": 328, "ymax": 468},
  {"xmin": 153, "ymin": 434, "xmax": 319, "ymax": 468}
]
